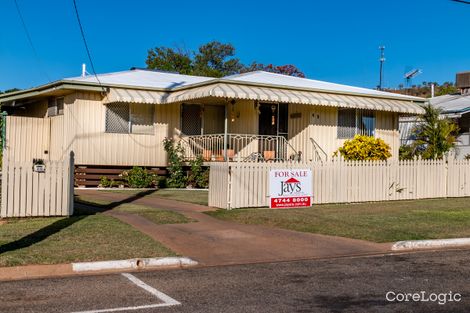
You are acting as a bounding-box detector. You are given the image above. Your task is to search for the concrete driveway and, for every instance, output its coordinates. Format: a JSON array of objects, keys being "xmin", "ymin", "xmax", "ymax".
[{"xmin": 76, "ymin": 190, "xmax": 390, "ymax": 266}]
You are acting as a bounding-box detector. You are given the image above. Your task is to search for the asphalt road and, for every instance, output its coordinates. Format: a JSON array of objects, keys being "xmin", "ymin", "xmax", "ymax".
[{"xmin": 1, "ymin": 249, "xmax": 470, "ymax": 313}]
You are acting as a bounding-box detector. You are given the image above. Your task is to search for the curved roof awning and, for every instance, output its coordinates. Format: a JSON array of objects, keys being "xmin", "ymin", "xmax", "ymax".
[{"xmin": 104, "ymin": 83, "xmax": 425, "ymax": 114}]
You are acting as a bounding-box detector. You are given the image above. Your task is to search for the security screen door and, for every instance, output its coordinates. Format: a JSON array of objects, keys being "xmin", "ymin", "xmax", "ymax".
[{"xmin": 181, "ymin": 104, "xmax": 202, "ymax": 135}]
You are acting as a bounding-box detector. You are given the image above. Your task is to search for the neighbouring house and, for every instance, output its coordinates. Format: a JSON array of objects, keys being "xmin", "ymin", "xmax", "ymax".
[
  {"xmin": 0, "ymin": 69, "xmax": 425, "ymax": 186},
  {"xmin": 400, "ymin": 71, "xmax": 470, "ymax": 158}
]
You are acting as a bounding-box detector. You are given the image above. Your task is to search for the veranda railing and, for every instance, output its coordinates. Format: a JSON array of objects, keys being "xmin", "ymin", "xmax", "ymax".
[{"xmin": 180, "ymin": 133, "xmax": 298, "ymax": 162}]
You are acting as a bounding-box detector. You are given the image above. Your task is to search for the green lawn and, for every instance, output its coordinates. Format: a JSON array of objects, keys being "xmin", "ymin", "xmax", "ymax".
[
  {"xmin": 76, "ymin": 189, "xmax": 209, "ymax": 206},
  {"xmin": 114, "ymin": 203, "xmax": 194, "ymax": 224},
  {"xmin": 151, "ymin": 189, "xmax": 208, "ymax": 205},
  {"xmin": 0, "ymin": 209, "xmax": 176, "ymax": 267},
  {"xmin": 206, "ymin": 198, "xmax": 470, "ymax": 243}
]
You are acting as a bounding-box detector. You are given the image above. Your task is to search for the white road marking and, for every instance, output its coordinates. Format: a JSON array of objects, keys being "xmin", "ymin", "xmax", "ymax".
[
  {"xmin": 70, "ymin": 303, "xmax": 175, "ymax": 313},
  {"xmin": 121, "ymin": 273, "xmax": 181, "ymax": 306},
  {"xmin": 70, "ymin": 273, "xmax": 180, "ymax": 313}
]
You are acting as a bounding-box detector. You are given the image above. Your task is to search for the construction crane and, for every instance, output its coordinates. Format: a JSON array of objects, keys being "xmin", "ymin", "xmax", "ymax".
[{"xmin": 404, "ymin": 69, "xmax": 422, "ymax": 88}]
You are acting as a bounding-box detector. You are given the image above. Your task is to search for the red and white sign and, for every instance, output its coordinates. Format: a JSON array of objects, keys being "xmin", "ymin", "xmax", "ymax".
[{"xmin": 269, "ymin": 169, "xmax": 313, "ymax": 208}]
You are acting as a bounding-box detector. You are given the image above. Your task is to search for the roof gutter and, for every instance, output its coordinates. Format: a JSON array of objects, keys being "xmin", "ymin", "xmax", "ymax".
[{"xmin": 0, "ymin": 82, "xmax": 107, "ymax": 105}]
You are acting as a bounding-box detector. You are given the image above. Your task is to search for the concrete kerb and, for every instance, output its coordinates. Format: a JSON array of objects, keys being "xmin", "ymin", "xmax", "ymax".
[
  {"xmin": 0, "ymin": 257, "xmax": 198, "ymax": 281},
  {"xmin": 72, "ymin": 257, "xmax": 198, "ymax": 272},
  {"xmin": 392, "ymin": 238, "xmax": 470, "ymax": 251}
]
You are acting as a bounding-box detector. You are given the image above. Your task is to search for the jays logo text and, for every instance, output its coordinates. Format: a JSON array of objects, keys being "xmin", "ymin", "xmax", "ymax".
[{"xmin": 279, "ymin": 178, "xmax": 302, "ymax": 196}]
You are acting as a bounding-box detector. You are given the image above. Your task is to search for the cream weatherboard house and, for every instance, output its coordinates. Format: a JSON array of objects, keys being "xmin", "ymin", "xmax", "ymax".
[{"xmin": 0, "ymin": 69, "xmax": 425, "ymax": 185}]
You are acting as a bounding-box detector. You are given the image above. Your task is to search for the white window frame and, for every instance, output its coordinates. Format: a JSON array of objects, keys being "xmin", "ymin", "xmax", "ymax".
[{"xmin": 337, "ymin": 108, "xmax": 376, "ymax": 139}]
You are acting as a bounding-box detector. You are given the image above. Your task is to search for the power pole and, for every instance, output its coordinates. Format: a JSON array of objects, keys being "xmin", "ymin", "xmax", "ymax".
[{"xmin": 377, "ymin": 46, "xmax": 385, "ymax": 90}]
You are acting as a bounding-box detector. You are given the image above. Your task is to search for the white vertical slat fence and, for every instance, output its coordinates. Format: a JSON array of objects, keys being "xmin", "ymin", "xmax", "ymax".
[
  {"xmin": 1, "ymin": 153, "xmax": 75, "ymax": 217},
  {"xmin": 209, "ymin": 158, "xmax": 470, "ymax": 209}
]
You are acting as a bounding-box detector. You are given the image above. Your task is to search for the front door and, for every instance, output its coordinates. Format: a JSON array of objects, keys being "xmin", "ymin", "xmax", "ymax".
[
  {"xmin": 258, "ymin": 103, "xmax": 288, "ymax": 159},
  {"xmin": 259, "ymin": 104, "xmax": 278, "ymax": 136}
]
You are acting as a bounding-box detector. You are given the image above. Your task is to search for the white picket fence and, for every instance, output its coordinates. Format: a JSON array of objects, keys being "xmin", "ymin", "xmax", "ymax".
[
  {"xmin": 208, "ymin": 158, "xmax": 470, "ymax": 209},
  {"xmin": 1, "ymin": 153, "xmax": 75, "ymax": 217}
]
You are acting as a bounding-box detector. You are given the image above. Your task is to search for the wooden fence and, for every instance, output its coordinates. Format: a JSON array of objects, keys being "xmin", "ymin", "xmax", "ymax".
[
  {"xmin": 1, "ymin": 153, "xmax": 75, "ymax": 217},
  {"xmin": 208, "ymin": 158, "xmax": 470, "ymax": 209}
]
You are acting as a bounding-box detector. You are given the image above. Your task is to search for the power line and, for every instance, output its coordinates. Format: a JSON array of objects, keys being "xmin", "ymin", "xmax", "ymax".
[
  {"xmin": 72, "ymin": 0, "xmax": 105, "ymax": 91},
  {"xmin": 452, "ymin": 0, "xmax": 470, "ymax": 4},
  {"xmin": 13, "ymin": 0, "xmax": 51, "ymax": 82}
]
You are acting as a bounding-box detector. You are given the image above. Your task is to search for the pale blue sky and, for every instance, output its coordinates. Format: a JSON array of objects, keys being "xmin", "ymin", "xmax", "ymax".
[{"xmin": 1, "ymin": 0, "xmax": 469, "ymax": 91}]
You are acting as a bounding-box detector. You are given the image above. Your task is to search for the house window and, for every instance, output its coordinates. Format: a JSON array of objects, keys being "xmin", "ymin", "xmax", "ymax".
[
  {"xmin": 337, "ymin": 108, "xmax": 356, "ymax": 139},
  {"xmin": 337, "ymin": 108, "xmax": 376, "ymax": 139},
  {"xmin": 130, "ymin": 103, "xmax": 155, "ymax": 134},
  {"xmin": 105, "ymin": 103, "xmax": 154, "ymax": 134},
  {"xmin": 47, "ymin": 97, "xmax": 64, "ymax": 117},
  {"xmin": 358, "ymin": 110, "xmax": 376, "ymax": 137}
]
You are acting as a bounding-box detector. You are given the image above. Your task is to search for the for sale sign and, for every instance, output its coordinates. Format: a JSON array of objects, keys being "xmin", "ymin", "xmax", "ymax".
[{"xmin": 269, "ymin": 169, "xmax": 313, "ymax": 208}]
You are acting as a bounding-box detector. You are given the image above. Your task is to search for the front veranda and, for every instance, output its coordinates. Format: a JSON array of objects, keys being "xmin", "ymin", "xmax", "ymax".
[{"xmin": 178, "ymin": 100, "xmax": 300, "ymax": 162}]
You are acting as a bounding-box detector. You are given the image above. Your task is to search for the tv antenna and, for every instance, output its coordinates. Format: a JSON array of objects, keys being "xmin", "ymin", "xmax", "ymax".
[
  {"xmin": 404, "ymin": 69, "xmax": 422, "ymax": 88},
  {"xmin": 377, "ymin": 46, "xmax": 385, "ymax": 90}
]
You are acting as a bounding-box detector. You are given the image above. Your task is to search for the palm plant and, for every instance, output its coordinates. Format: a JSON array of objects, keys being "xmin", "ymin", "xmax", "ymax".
[{"xmin": 411, "ymin": 104, "xmax": 459, "ymax": 159}]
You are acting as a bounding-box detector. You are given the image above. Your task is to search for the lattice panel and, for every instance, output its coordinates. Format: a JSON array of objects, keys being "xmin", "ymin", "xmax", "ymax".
[
  {"xmin": 337, "ymin": 108, "xmax": 356, "ymax": 139},
  {"xmin": 181, "ymin": 104, "xmax": 201, "ymax": 135},
  {"xmin": 106, "ymin": 103, "xmax": 129, "ymax": 133}
]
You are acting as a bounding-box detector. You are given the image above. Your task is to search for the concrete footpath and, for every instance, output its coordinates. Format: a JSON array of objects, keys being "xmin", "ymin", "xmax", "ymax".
[{"xmin": 76, "ymin": 190, "xmax": 391, "ymax": 266}]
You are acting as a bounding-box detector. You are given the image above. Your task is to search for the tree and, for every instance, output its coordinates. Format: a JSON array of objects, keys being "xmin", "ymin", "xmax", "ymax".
[
  {"xmin": 0, "ymin": 88, "xmax": 20, "ymax": 94},
  {"xmin": 408, "ymin": 104, "xmax": 459, "ymax": 159},
  {"xmin": 436, "ymin": 82, "xmax": 458, "ymax": 96},
  {"xmin": 145, "ymin": 41, "xmax": 304, "ymax": 78},
  {"xmin": 192, "ymin": 41, "xmax": 243, "ymax": 77},
  {"xmin": 243, "ymin": 62, "xmax": 305, "ymax": 77},
  {"xmin": 145, "ymin": 47, "xmax": 192, "ymax": 75}
]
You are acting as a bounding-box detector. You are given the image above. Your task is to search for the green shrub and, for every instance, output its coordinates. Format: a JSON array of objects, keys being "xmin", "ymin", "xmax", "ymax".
[
  {"xmin": 187, "ymin": 156, "xmax": 209, "ymax": 188},
  {"xmin": 334, "ymin": 135, "xmax": 392, "ymax": 161},
  {"xmin": 163, "ymin": 138, "xmax": 187, "ymax": 188},
  {"xmin": 99, "ymin": 176, "xmax": 117, "ymax": 188},
  {"xmin": 399, "ymin": 145, "xmax": 415, "ymax": 160},
  {"xmin": 122, "ymin": 167, "xmax": 156, "ymax": 188},
  {"xmin": 411, "ymin": 104, "xmax": 459, "ymax": 160}
]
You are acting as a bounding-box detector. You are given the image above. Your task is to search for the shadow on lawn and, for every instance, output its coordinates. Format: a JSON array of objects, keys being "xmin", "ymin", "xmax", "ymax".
[{"xmin": 0, "ymin": 190, "xmax": 156, "ymax": 255}]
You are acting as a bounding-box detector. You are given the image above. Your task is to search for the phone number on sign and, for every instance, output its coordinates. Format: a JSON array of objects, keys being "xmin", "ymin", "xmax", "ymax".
[{"xmin": 272, "ymin": 197, "xmax": 310, "ymax": 203}]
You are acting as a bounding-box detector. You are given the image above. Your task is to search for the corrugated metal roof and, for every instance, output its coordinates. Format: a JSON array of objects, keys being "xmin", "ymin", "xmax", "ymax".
[
  {"xmin": 104, "ymin": 83, "xmax": 424, "ymax": 114},
  {"xmin": 66, "ymin": 69, "xmax": 422, "ymax": 102},
  {"xmin": 224, "ymin": 71, "xmax": 422, "ymax": 101},
  {"xmin": 430, "ymin": 94, "xmax": 470, "ymax": 114},
  {"xmin": 64, "ymin": 69, "xmax": 214, "ymax": 90},
  {"xmin": 2, "ymin": 69, "xmax": 426, "ymax": 109}
]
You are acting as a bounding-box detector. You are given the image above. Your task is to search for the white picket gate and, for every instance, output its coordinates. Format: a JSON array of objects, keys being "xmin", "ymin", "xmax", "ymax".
[
  {"xmin": 0, "ymin": 152, "xmax": 75, "ymax": 217},
  {"xmin": 208, "ymin": 158, "xmax": 470, "ymax": 209}
]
